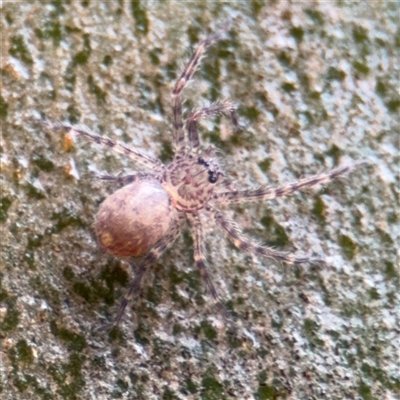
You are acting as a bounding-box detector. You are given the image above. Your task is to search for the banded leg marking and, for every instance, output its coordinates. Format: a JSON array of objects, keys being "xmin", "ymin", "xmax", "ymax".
[
  {"xmin": 215, "ymin": 162, "xmax": 368, "ymax": 205},
  {"xmin": 187, "ymin": 213, "xmax": 233, "ymax": 323},
  {"xmin": 187, "ymin": 101, "xmax": 239, "ymax": 148},
  {"xmin": 211, "ymin": 208, "xmax": 325, "ymax": 266},
  {"xmin": 172, "ymin": 20, "xmax": 232, "ymax": 148},
  {"xmin": 43, "ymin": 121, "xmax": 164, "ymax": 173}
]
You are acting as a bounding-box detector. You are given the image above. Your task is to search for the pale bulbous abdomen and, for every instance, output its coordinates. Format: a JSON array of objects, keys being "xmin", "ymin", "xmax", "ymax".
[{"xmin": 95, "ymin": 180, "xmax": 176, "ymax": 257}]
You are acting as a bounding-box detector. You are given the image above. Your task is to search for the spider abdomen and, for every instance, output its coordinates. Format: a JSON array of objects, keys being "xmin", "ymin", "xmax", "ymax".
[{"xmin": 95, "ymin": 180, "xmax": 176, "ymax": 257}]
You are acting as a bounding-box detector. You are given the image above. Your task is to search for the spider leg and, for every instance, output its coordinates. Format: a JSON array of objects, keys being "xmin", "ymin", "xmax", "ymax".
[
  {"xmin": 214, "ymin": 162, "xmax": 368, "ymax": 205},
  {"xmin": 187, "ymin": 101, "xmax": 239, "ymax": 149},
  {"xmin": 93, "ymin": 172, "xmax": 156, "ymax": 186},
  {"xmin": 43, "ymin": 121, "xmax": 164, "ymax": 173},
  {"xmin": 172, "ymin": 20, "xmax": 232, "ymax": 150},
  {"xmin": 96, "ymin": 212, "xmax": 186, "ymax": 332},
  {"xmin": 187, "ymin": 213, "xmax": 233, "ymax": 324},
  {"xmin": 210, "ymin": 208, "xmax": 324, "ymax": 266}
]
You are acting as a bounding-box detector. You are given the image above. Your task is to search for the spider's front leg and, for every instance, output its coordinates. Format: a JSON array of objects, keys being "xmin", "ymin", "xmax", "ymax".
[
  {"xmin": 172, "ymin": 20, "xmax": 232, "ymax": 150},
  {"xmin": 95, "ymin": 212, "xmax": 186, "ymax": 332},
  {"xmin": 186, "ymin": 101, "xmax": 240, "ymax": 149},
  {"xmin": 214, "ymin": 162, "xmax": 368, "ymax": 205}
]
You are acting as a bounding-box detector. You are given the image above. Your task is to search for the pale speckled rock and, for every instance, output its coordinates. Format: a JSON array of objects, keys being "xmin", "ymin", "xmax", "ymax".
[{"xmin": 1, "ymin": 2, "xmax": 398, "ymax": 400}]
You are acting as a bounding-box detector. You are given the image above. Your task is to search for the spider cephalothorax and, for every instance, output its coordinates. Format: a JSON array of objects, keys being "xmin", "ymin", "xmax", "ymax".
[
  {"xmin": 45, "ymin": 20, "xmax": 366, "ymax": 331},
  {"xmin": 164, "ymin": 146, "xmax": 224, "ymax": 212}
]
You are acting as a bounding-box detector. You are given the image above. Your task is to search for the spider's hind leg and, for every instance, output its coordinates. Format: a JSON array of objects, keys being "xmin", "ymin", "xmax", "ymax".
[
  {"xmin": 93, "ymin": 172, "xmax": 155, "ymax": 186},
  {"xmin": 212, "ymin": 208, "xmax": 326, "ymax": 267},
  {"xmin": 187, "ymin": 213, "xmax": 236, "ymax": 328},
  {"xmin": 95, "ymin": 212, "xmax": 186, "ymax": 332}
]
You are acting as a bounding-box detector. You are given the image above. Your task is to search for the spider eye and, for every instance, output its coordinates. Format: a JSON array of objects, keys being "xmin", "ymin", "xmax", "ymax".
[
  {"xmin": 198, "ymin": 157, "xmax": 210, "ymax": 167},
  {"xmin": 208, "ymin": 171, "xmax": 218, "ymax": 184}
]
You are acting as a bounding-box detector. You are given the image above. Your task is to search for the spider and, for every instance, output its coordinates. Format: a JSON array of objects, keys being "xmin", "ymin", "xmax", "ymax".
[{"xmin": 44, "ymin": 20, "xmax": 366, "ymax": 332}]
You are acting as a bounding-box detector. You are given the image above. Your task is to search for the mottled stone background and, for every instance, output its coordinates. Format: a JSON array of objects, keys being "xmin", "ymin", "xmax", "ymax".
[{"xmin": 1, "ymin": 1, "xmax": 398, "ymax": 399}]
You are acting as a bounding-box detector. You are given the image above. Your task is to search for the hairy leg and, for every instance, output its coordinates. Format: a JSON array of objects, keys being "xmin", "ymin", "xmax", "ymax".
[
  {"xmin": 214, "ymin": 162, "xmax": 368, "ymax": 205},
  {"xmin": 93, "ymin": 172, "xmax": 156, "ymax": 186},
  {"xmin": 186, "ymin": 101, "xmax": 239, "ymax": 149},
  {"xmin": 172, "ymin": 20, "xmax": 232, "ymax": 150},
  {"xmin": 187, "ymin": 213, "xmax": 232, "ymax": 323},
  {"xmin": 43, "ymin": 121, "xmax": 164, "ymax": 173},
  {"xmin": 210, "ymin": 207, "xmax": 324, "ymax": 266}
]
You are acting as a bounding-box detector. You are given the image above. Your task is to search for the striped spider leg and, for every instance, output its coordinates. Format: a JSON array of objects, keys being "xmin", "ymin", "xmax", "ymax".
[
  {"xmin": 210, "ymin": 162, "xmax": 369, "ymax": 266},
  {"xmin": 214, "ymin": 162, "xmax": 368, "ymax": 206},
  {"xmin": 42, "ymin": 121, "xmax": 164, "ymax": 175},
  {"xmin": 186, "ymin": 212, "xmax": 233, "ymax": 324},
  {"xmin": 172, "ymin": 19, "xmax": 240, "ymax": 154}
]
